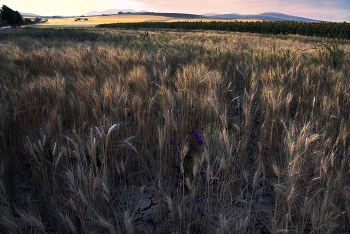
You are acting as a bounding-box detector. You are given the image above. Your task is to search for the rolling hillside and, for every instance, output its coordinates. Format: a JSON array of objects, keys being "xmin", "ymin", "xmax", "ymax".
[
  {"xmin": 20, "ymin": 9, "xmax": 322, "ymax": 22},
  {"xmin": 212, "ymin": 12, "xmax": 320, "ymax": 22}
]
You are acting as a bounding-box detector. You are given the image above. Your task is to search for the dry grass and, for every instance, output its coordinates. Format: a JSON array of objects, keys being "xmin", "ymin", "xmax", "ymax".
[{"xmin": 0, "ymin": 27, "xmax": 349, "ymax": 233}]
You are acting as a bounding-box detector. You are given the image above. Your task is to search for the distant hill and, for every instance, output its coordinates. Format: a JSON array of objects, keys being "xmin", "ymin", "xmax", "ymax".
[
  {"xmin": 83, "ymin": 10, "xmax": 206, "ymax": 19},
  {"xmin": 31, "ymin": 8, "xmax": 321, "ymax": 22},
  {"xmin": 258, "ymin": 12, "xmax": 321, "ymax": 22},
  {"xmin": 82, "ymin": 10, "xmax": 320, "ymax": 22},
  {"xmin": 212, "ymin": 12, "xmax": 320, "ymax": 22},
  {"xmin": 21, "ymin": 12, "xmax": 42, "ymax": 17},
  {"xmin": 203, "ymin": 13, "xmax": 218, "ymax": 17},
  {"xmin": 83, "ymin": 10, "xmax": 100, "ymax": 16},
  {"xmin": 83, "ymin": 9, "xmax": 137, "ymax": 16},
  {"xmin": 139, "ymin": 12, "xmax": 205, "ymax": 19}
]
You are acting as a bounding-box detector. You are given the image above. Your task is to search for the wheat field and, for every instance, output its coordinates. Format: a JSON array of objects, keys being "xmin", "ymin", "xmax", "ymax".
[{"xmin": 0, "ymin": 28, "xmax": 349, "ymax": 233}]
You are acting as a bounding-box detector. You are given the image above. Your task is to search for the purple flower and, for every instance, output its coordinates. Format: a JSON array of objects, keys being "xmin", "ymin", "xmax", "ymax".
[
  {"xmin": 189, "ymin": 128, "xmax": 204, "ymax": 149},
  {"xmin": 195, "ymin": 195, "xmax": 201, "ymax": 204},
  {"xmin": 196, "ymin": 138, "xmax": 203, "ymax": 146}
]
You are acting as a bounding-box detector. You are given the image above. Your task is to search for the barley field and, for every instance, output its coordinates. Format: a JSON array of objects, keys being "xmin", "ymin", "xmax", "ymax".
[
  {"xmin": 28, "ymin": 15, "xmax": 256, "ymax": 28},
  {"xmin": 0, "ymin": 28, "xmax": 349, "ymax": 233},
  {"xmin": 32, "ymin": 15, "xmax": 174, "ymax": 28}
]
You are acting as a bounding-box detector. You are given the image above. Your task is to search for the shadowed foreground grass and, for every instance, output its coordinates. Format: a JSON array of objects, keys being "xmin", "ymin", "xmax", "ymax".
[{"xmin": 0, "ymin": 28, "xmax": 350, "ymax": 233}]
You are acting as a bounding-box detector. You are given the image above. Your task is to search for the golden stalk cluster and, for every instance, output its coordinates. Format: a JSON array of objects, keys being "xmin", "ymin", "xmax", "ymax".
[{"xmin": 0, "ymin": 28, "xmax": 349, "ymax": 233}]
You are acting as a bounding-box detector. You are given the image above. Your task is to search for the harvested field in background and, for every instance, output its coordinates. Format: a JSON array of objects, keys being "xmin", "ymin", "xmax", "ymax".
[
  {"xmin": 29, "ymin": 15, "xmax": 174, "ymax": 27},
  {"xmin": 28, "ymin": 14, "xmax": 260, "ymax": 28}
]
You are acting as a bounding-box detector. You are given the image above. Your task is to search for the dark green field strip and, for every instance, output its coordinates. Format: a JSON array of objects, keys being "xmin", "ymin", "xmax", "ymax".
[{"xmin": 97, "ymin": 21, "xmax": 350, "ymax": 39}]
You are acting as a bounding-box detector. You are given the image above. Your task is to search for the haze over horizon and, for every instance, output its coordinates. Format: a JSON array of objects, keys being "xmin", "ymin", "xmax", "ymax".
[{"xmin": 1, "ymin": 0, "xmax": 349, "ymax": 22}]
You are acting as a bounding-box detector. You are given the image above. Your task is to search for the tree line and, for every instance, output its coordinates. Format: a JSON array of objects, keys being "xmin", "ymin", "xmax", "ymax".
[
  {"xmin": 0, "ymin": 5, "xmax": 23, "ymax": 28},
  {"xmin": 0, "ymin": 4, "xmax": 42, "ymax": 28},
  {"xmin": 97, "ymin": 20, "xmax": 350, "ymax": 40}
]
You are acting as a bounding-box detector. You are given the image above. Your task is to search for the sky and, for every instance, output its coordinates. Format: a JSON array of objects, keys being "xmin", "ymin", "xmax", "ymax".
[{"xmin": 1, "ymin": 0, "xmax": 349, "ymax": 22}]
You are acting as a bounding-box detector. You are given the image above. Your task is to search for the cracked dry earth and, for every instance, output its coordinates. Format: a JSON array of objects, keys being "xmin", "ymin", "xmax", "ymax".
[
  {"xmin": 119, "ymin": 185, "xmax": 170, "ymax": 233},
  {"xmin": 12, "ymin": 162, "xmax": 273, "ymax": 233},
  {"xmin": 13, "ymin": 163, "xmax": 172, "ymax": 233}
]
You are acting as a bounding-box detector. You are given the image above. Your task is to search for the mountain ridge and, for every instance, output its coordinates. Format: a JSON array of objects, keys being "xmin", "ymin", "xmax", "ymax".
[
  {"xmin": 213, "ymin": 12, "xmax": 321, "ymax": 22},
  {"xmin": 20, "ymin": 12, "xmax": 42, "ymax": 17},
  {"xmin": 19, "ymin": 10, "xmax": 323, "ymax": 22},
  {"xmin": 83, "ymin": 9, "xmax": 137, "ymax": 16}
]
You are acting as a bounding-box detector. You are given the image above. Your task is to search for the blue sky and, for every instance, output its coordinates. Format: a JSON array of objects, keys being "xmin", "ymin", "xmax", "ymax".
[{"xmin": 1, "ymin": 0, "xmax": 349, "ymax": 22}]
